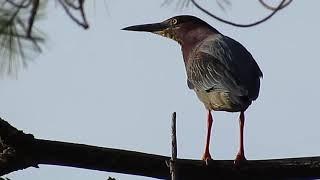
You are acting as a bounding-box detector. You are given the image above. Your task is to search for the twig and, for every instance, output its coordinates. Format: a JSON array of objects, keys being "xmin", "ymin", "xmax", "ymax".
[
  {"xmin": 0, "ymin": 31, "xmax": 43, "ymax": 41},
  {"xmin": 64, "ymin": 0, "xmax": 81, "ymax": 9},
  {"xmin": 4, "ymin": 0, "xmax": 32, "ymax": 8},
  {"xmin": 190, "ymin": 0, "xmax": 289, "ymax": 27},
  {"xmin": 259, "ymin": 0, "xmax": 293, "ymax": 11},
  {"xmin": 16, "ymin": 18, "xmax": 43, "ymax": 52},
  {"xmin": 78, "ymin": 0, "xmax": 88, "ymax": 29},
  {"xmin": 170, "ymin": 112, "xmax": 177, "ymax": 180},
  {"xmin": 27, "ymin": 0, "xmax": 39, "ymax": 37},
  {"xmin": 0, "ymin": 0, "xmax": 26, "ymax": 32},
  {"xmin": 58, "ymin": 0, "xmax": 89, "ymax": 29}
]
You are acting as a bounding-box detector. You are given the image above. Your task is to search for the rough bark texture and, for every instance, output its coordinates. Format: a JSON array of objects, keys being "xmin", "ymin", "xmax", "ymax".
[{"xmin": 1, "ymin": 117, "xmax": 320, "ymax": 180}]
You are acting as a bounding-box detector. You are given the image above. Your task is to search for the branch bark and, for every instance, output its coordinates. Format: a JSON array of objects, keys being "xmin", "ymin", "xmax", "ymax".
[{"xmin": 0, "ymin": 117, "xmax": 320, "ymax": 180}]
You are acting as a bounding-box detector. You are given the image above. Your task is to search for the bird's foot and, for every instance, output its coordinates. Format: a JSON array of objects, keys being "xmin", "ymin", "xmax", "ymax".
[
  {"xmin": 202, "ymin": 152, "xmax": 212, "ymax": 165},
  {"xmin": 234, "ymin": 153, "xmax": 247, "ymax": 166}
]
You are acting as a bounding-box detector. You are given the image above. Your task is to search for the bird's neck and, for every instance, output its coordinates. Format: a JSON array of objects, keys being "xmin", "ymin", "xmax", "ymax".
[{"xmin": 180, "ymin": 28, "xmax": 218, "ymax": 63}]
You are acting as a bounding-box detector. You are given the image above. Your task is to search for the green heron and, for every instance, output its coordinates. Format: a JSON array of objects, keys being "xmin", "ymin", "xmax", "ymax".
[{"xmin": 122, "ymin": 15, "xmax": 263, "ymax": 164}]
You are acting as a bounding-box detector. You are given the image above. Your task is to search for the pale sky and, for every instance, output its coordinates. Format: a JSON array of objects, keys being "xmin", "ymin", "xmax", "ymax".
[{"xmin": 1, "ymin": 1, "xmax": 320, "ymax": 180}]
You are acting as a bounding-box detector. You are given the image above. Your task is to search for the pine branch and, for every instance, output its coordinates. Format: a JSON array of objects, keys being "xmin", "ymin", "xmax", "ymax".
[
  {"xmin": 0, "ymin": 0, "xmax": 45, "ymax": 75},
  {"xmin": 0, "ymin": 117, "xmax": 320, "ymax": 180}
]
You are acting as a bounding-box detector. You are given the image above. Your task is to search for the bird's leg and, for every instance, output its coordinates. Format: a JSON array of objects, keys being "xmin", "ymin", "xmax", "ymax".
[
  {"xmin": 234, "ymin": 111, "xmax": 247, "ymax": 165},
  {"xmin": 202, "ymin": 110, "xmax": 213, "ymax": 163}
]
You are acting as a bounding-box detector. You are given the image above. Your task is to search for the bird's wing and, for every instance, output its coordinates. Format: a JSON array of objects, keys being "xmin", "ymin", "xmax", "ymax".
[
  {"xmin": 222, "ymin": 36, "xmax": 263, "ymax": 100},
  {"xmin": 187, "ymin": 51, "xmax": 247, "ymax": 96},
  {"xmin": 187, "ymin": 34, "xmax": 262, "ymax": 100}
]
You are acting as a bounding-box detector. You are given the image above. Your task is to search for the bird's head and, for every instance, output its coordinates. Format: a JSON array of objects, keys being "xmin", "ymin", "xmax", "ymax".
[{"xmin": 122, "ymin": 15, "xmax": 219, "ymax": 44}]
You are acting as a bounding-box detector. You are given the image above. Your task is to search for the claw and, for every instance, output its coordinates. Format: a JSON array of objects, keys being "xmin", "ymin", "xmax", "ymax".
[
  {"xmin": 234, "ymin": 153, "xmax": 247, "ymax": 166},
  {"xmin": 202, "ymin": 153, "xmax": 212, "ymax": 165}
]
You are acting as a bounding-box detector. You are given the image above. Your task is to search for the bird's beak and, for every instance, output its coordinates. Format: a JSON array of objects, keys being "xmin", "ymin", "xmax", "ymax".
[{"xmin": 122, "ymin": 22, "xmax": 168, "ymax": 33}]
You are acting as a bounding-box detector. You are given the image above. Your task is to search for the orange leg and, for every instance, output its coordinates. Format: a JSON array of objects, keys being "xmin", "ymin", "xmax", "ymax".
[
  {"xmin": 202, "ymin": 110, "xmax": 213, "ymax": 162},
  {"xmin": 234, "ymin": 111, "xmax": 247, "ymax": 165}
]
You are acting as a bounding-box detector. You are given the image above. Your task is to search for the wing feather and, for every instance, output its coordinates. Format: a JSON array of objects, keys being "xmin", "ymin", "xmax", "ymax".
[{"xmin": 186, "ymin": 34, "xmax": 262, "ymax": 100}]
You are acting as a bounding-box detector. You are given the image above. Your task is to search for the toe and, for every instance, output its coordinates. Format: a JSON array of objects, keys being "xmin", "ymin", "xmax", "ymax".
[{"xmin": 202, "ymin": 154, "xmax": 212, "ymax": 165}]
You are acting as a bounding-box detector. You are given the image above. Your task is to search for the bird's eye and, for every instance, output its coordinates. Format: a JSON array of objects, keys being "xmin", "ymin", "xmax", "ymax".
[{"xmin": 171, "ymin": 18, "xmax": 178, "ymax": 25}]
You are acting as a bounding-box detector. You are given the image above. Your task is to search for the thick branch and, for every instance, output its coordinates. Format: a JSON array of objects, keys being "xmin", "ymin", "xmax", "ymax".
[{"xmin": 1, "ymin": 117, "xmax": 320, "ymax": 180}]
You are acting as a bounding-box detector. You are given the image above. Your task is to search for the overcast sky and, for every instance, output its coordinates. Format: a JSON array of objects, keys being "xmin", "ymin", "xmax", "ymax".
[{"xmin": 1, "ymin": 1, "xmax": 320, "ymax": 180}]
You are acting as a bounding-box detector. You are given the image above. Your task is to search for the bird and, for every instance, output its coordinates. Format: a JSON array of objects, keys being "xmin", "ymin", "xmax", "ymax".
[{"xmin": 122, "ymin": 15, "xmax": 263, "ymax": 165}]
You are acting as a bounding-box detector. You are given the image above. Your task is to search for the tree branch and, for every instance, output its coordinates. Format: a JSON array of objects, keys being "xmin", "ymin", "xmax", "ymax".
[
  {"xmin": 259, "ymin": 0, "xmax": 293, "ymax": 11},
  {"xmin": 26, "ymin": 0, "xmax": 39, "ymax": 37},
  {"xmin": 58, "ymin": 0, "xmax": 89, "ymax": 29},
  {"xmin": 190, "ymin": 0, "xmax": 290, "ymax": 27},
  {"xmin": 4, "ymin": 0, "xmax": 32, "ymax": 8},
  {"xmin": 1, "ymin": 117, "xmax": 320, "ymax": 180}
]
